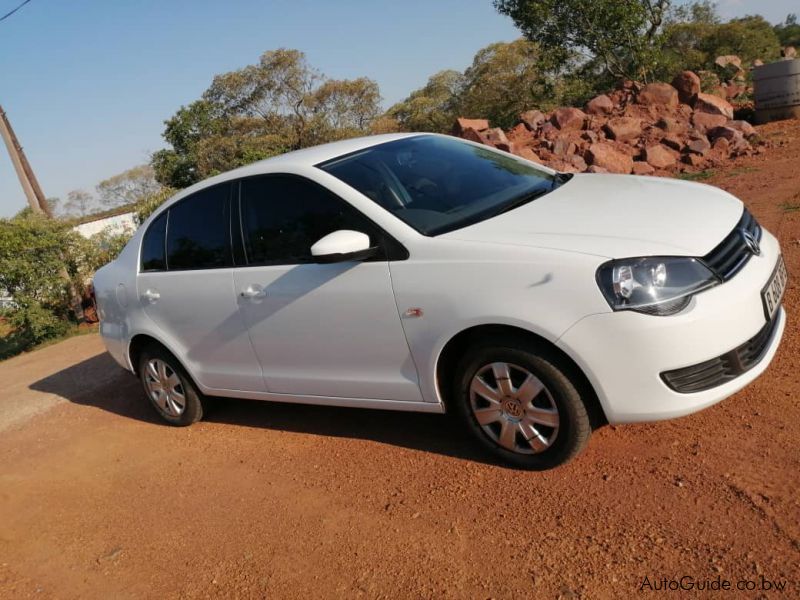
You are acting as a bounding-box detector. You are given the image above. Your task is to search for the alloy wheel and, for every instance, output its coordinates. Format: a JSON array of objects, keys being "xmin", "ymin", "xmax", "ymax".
[{"xmin": 144, "ymin": 358, "xmax": 186, "ymax": 417}]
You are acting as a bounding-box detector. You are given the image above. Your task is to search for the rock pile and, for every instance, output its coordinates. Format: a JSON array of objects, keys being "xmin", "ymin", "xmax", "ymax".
[{"xmin": 453, "ymin": 70, "xmax": 763, "ymax": 176}]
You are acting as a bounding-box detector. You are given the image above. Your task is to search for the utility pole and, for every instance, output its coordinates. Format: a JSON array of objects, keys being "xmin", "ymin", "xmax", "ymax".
[
  {"xmin": 0, "ymin": 104, "xmax": 52, "ymax": 217},
  {"xmin": 0, "ymin": 102, "xmax": 83, "ymax": 320}
]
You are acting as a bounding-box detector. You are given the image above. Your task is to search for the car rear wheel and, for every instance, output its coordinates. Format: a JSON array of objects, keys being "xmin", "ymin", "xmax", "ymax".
[
  {"xmin": 138, "ymin": 346, "xmax": 205, "ymax": 426},
  {"xmin": 453, "ymin": 338, "xmax": 592, "ymax": 469}
]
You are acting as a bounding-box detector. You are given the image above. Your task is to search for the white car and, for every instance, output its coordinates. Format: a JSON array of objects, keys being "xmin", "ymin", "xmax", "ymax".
[{"xmin": 94, "ymin": 133, "xmax": 787, "ymax": 469}]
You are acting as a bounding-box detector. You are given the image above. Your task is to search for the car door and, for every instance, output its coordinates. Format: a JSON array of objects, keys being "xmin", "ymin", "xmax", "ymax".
[
  {"xmin": 232, "ymin": 174, "xmax": 422, "ymax": 402},
  {"xmin": 137, "ymin": 183, "xmax": 265, "ymax": 393}
]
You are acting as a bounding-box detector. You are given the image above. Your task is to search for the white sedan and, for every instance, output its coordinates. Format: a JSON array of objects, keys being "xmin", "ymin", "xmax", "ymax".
[{"xmin": 94, "ymin": 133, "xmax": 787, "ymax": 469}]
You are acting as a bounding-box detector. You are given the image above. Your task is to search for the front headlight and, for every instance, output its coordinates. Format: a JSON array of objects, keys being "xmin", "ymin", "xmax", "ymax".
[{"xmin": 596, "ymin": 257, "xmax": 719, "ymax": 316}]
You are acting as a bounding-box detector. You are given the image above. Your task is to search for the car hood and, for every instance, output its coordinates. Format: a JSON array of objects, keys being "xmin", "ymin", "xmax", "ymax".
[{"xmin": 441, "ymin": 174, "xmax": 743, "ymax": 258}]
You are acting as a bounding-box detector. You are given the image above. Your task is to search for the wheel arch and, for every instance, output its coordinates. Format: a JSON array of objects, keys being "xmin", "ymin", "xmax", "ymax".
[
  {"xmin": 435, "ymin": 324, "xmax": 608, "ymax": 429},
  {"xmin": 128, "ymin": 333, "xmax": 182, "ymax": 377}
]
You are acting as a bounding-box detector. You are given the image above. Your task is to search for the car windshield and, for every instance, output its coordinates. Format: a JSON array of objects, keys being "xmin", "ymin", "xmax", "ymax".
[{"xmin": 318, "ymin": 135, "xmax": 559, "ymax": 236}]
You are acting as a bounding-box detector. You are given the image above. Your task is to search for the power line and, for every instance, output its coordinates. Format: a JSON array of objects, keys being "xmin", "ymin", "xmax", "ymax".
[{"xmin": 0, "ymin": 0, "xmax": 33, "ymax": 23}]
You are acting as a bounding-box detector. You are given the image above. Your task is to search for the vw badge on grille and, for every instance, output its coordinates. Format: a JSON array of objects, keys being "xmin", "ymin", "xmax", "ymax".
[{"xmin": 740, "ymin": 228, "xmax": 761, "ymax": 256}]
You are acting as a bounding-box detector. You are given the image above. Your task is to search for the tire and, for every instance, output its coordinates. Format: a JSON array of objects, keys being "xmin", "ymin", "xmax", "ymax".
[
  {"xmin": 452, "ymin": 336, "xmax": 592, "ymax": 469},
  {"xmin": 138, "ymin": 345, "xmax": 205, "ymax": 426}
]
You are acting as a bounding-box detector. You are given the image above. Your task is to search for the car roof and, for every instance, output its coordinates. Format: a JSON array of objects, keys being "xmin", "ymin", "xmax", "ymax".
[{"xmin": 167, "ymin": 132, "xmax": 426, "ymax": 203}]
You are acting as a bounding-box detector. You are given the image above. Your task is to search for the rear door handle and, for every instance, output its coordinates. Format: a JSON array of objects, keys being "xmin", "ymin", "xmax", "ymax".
[
  {"xmin": 240, "ymin": 284, "xmax": 266, "ymax": 299},
  {"xmin": 142, "ymin": 289, "xmax": 160, "ymax": 302}
]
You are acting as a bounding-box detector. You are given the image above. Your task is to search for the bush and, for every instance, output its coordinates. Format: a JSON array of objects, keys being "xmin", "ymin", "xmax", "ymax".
[
  {"xmin": 4, "ymin": 297, "xmax": 71, "ymax": 347},
  {"xmin": 134, "ymin": 187, "xmax": 175, "ymax": 225}
]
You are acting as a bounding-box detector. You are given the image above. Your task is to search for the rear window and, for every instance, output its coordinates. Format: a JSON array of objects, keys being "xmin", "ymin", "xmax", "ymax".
[
  {"xmin": 166, "ymin": 184, "xmax": 230, "ymax": 270},
  {"xmin": 140, "ymin": 212, "xmax": 167, "ymax": 271}
]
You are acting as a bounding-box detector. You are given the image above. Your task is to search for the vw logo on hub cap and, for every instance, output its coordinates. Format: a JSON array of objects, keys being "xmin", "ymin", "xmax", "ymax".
[{"xmin": 740, "ymin": 228, "xmax": 761, "ymax": 256}]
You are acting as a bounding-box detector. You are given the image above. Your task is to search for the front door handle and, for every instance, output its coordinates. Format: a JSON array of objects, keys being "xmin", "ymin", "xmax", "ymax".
[
  {"xmin": 142, "ymin": 288, "xmax": 160, "ymax": 302},
  {"xmin": 240, "ymin": 284, "xmax": 266, "ymax": 299}
]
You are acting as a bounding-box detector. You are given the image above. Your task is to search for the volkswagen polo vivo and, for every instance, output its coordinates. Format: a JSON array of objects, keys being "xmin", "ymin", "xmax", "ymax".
[{"xmin": 94, "ymin": 133, "xmax": 787, "ymax": 469}]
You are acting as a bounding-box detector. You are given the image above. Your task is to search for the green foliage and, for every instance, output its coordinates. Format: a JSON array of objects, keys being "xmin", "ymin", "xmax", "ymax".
[
  {"xmin": 494, "ymin": 0, "xmax": 672, "ymax": 82},
  {"xmin": 387, "ymin": 70, "xmax": 465, "ymax": 133},
  {"xmin": 134, "ymin": 186, "xmax": 176, "ymax": 225},
  {"xmin": 775, "ymin": 14, "xmax": 800, "ymax": 48},
  {"xmin": 4, "ymin": 297, "xmax": 70, "ymax": 348},
  {"xmin": 152, "ymin": 49, "xmax": 382, "ymax": 189}
]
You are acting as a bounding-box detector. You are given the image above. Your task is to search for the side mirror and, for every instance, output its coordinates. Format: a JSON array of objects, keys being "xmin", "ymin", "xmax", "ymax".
[{"xmin": 310, "ymin": 230, "xmax": 379, "ymax": 263}]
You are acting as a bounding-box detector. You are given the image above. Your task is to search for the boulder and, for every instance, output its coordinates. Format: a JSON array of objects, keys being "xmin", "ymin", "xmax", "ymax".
[
  {"xmin": 691, "ymin": 111, "xmax": 728, "ymax": 134},
  {"xmin": 632, "ymin": 162, "xmax": 656, "ymax": 175},
  {"xmin": 604, "ymin": 117, "xmax": 643, "ymax": 142},
  {"xmin": 586, "ymin": 143, "xmax": 633, "ymax": 174},
  {"xmin": 552, "ymin": 138, "xmax": 578, "ymax": 156},
  {"xmin": 724, "ymin": 82, "xmax": 746, "ymax": 100},
  {"xmin": 514, "ymin": 146, "xmax": 542, "ymax": 163},
  {"xmin": 644, "ymin": 144, "xmax": 677, "ymax": 169},
  {"xmin": 708, "ymin": 126, "xmax": 744, "ymax": 145},
  {"xmin": 454, "ymin": 118, "xmax": 489, "ymax": 135},
  {"xmin": 715, "ymin": 55, "xmax": 742, "ymax": 70},
  {"xmin": 671, "ymin": 71, "xmax": 701, "ymax": 105},
  {"xmin": 551, "ymin": 107, "xmax": 587, "ymax": 131},
  {"xmin": 712, "ymin": 137, "xmax": 730, "ymax": 154},
  {"xmin": 539, "ymin": 122, "xmax": 560, "ymax": 139},
  {"xmin": 586, "ymin": 94, "xmax": 614, "ymax": 115},
  {"xmin": 728, "ymin": 120, "xmax": 756, "ymax": 137},
  {"xmin": 587, "ymin": 165, "xmax": 609, "ymax": 174},
  {"xmin": 637, "ymin": 83, "xmax": 679, "ymax": 108},
  {"xmin": 694, "ymin": 93, "xmax": 734, "ymax": 119},
  {"xmin": 782, "ymin": 46, "xmax": 797, "ymax": 58},
  {"xmin": 656, "ymin": 116, "xmax": 683, "ymax": 133},
  {"xmin": 460, "ymin": 127, "xmax": 487, "ymax": 145},
  {"xmin": 683, "ymin": 153, "xmax": 707, "ymax": 167},
  {"xmin": 685, "ymin": 136, "xmax": 711, "ymax": 155},
  {"xmin": 566, "ymin": 154, "xmax": 588, "ymax": 171},
  {"xmin": 660, "ymin": 134, "xmax": 683, "ymax": 151},
  {"xmin": 520, "ymin": 110, "xmax": 546, "ymax": 130}
]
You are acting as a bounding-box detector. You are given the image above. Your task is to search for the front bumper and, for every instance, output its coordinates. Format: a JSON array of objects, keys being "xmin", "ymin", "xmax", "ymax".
[{"xmin": 556, "ymin": 229, "xmax": 786, "ymax": 424}]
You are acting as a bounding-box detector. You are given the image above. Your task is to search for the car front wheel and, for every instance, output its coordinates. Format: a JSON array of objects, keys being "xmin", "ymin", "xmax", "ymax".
[{"xmin": 453, "ymin": 339, "xmax": 592, "ymax": 469}]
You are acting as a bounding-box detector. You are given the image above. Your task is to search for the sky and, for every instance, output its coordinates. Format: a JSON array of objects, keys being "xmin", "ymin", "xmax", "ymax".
[{"xmin": 0, "ymin": 0, "xmax": 796, "ymax": 218}]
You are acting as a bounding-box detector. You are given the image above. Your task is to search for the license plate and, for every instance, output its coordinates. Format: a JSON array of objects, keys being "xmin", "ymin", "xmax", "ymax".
[{"xmin": 761, "ymin": 255, "xmax": 788, "ymax": 321}]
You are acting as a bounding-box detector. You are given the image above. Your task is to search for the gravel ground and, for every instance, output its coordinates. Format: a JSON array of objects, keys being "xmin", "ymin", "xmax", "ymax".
[{"xmin": 1, "ymin": 120, "xmax": 798, "ymax": 599}]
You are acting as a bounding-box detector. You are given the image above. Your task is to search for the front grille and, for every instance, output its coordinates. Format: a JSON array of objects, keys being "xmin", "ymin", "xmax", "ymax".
[
  {"xmin": 702, "ymin": 209, "xmax": 761, "ymax": 281},
  {"xmin": 661, "ymin": 315, "xmax": 780, "ymax": 393}
]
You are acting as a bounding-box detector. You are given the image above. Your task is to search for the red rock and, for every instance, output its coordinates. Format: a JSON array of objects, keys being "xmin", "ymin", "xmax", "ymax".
[
  {"xmin": 724, "ymin": 82, "xmax": 746, "ymax": 100},
  {"xmin": 683, "ymin": 153, "xmax": 707, "ymax": 167},
  {"xmin": 539, "ymin": 122, "xmax": 559, "ymax": 139},
  {"xmin": 552, "ymin": 138, "xmax": 577, "ymax": 156},
  {"xmin": 644, "ymin": 144, "xmax": 677, "ymax": 169},
  {"xmin": 691, "ymin": 111, "xmax": 728, "ymax": 134},
  {"xmin": 582, "ymin": 130, "xmax": 599, "ymax": 143},
  {"xmin": 661, "ymin": 134, "xmax": 683, "ymax": 151},
  {"xmin": 566, "ymin": 154, "xmax": 588, "ymax": 171},
  {"xmin": 685, "ymin": 136, "xmax": 711, "ymax": 155},
  {"xmin": 753, "ymin": 59, "xmax": 764, "ymax": 67},
  {"xmin": 715, "ymin": 55, "xmax": 742, "ymax": 70},
  {"xmin": 551, "ymin": 107, "xmax": 587, "ymax": 131},
  {"xmin": 672, "ymin": 71, "xmax": 701, "ymax": 105},
  {"xmin": 586, "ymin": 94, "xmax": 614, "ymax": 115},
  {"xmin": 707, "ymin": 126, "xmax": 742, "ymax": 143},
  {"xmin": 728, "ymin": 120, "xmax": 756, "ymax": 137},
  {"xmin": 632, "ymin": 162, "xmax": 655, "ymax": 175},
  {"xmin": 638, "ymin": 83, "xmax": 679, "ymax": 108},
  {"xmin": 587, "ymin": 165, "xmax": 609, "ymax": 174},
  {"xmin": 454, "ymin": 118, "xmax": 489, "ymax": 135},
  {"xmin": 483, "ymin": 127, "xmax": 511, "ymax": 151},
  {"xmin": 694, "ymin": 93, "xmax": 734, "ymax": 119},
  {"xmin": 604, "ymin": 117, "xmax": 643, "ymax": 142},
  {"xmin": 712, "ymin": 137, "xmax": 730, "ymax": 154},
  {"xmin": 520, "ymin": 110, "xmax": 546, "ymax": 130},
  {"xmin": 514, "ymin": 146, "xmax": 542, "ymax": 163},
  {"xmin": 586, "ymin": 143, "xmax": 633, "ymax": 174},
  {"xmin": 460, "ymin": 127, "xmax": 487, "ymax": 145},
  {"xmin": 656, "ymin": 117, "xmax": 683, "ymax": 133}
]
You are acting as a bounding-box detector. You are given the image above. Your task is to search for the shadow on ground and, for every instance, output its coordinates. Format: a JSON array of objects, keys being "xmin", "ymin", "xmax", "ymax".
[{"xmin": 30, "ymin": 352, "xmax": 490, "ymax": 464}]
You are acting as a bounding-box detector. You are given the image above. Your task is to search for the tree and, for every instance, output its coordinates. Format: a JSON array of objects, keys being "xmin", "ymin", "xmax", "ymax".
[
  {"xmin": 494, "ymin": 0, "xmax": 672, "ymax": 82},
  {"xmin": 386, "ymin": 70, "xmax": 465, "ymax": 133},
  {"xmin": 775, "ymin": 14, "xmax": 800, "ymax": 48},
  {"xmin": 152, "ymin": 49, "xmax": 382, "ymax": 188},
  {"xmin": 96, "ymin": 165, "xmax": 161, "ymax": 209},
  {"xmin": 64, "ymin": 189, "xmax": 94, "ymax": 217}
]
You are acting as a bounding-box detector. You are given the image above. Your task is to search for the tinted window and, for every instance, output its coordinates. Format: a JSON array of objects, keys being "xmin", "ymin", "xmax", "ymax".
[
  {"xmin": 320, "ymin": 135, "xmax": 557, "ymax": 235},
  {"xmin": 240, "ymin": 175, "xmax": 378, "ymax": 265},
  {"xmin": 166, "ymin": 184, "xmax": 230, "ymax": 270},
  {"xmin": 140, "ymin": 212, "xmax": 167, "ymax": 271}
]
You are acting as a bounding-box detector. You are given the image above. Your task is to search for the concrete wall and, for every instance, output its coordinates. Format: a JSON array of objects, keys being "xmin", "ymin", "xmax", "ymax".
[{"xmin": 73, "ymin": 211, "xmax": 137, "ymax": 238}]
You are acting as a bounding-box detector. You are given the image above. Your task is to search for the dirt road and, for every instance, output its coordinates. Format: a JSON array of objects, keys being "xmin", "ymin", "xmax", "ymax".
[{"xmin": 1, "ymin": 121, "xmax": 799, "ymax": 599}]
